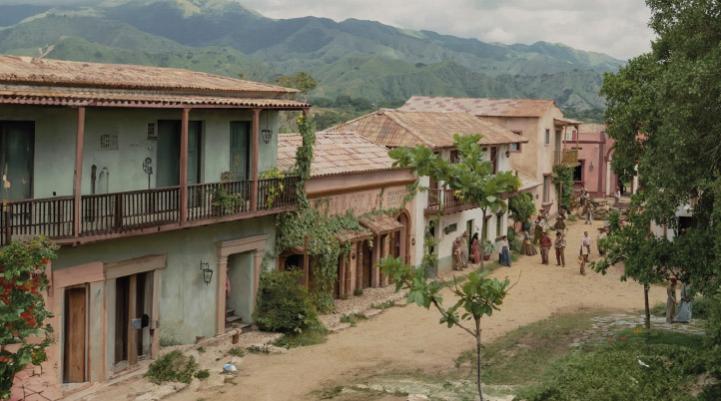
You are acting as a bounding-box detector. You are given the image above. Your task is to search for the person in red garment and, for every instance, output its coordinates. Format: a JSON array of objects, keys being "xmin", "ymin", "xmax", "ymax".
[{"xmin": 540, "ymin": 231, "xmax": 552, "ymax": 265}]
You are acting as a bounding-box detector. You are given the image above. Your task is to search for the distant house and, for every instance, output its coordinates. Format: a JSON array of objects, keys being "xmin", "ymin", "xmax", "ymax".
[
  {"xmin": 0, "ymin": 55, "xmax": 307, "ymax": 392},
  {"xmin": 325, "ymin": 109, "xmax": 526, "ymax": 273},
  {"xmin": 563, "ymin": 123, "xmax": 620, "ymax": 197},
  {"xmin": 277, "ymin": 131, "xmax": 416, "ymax": 297},
  {"xmin": 400, "ymin": 96, "xmax": 580, "ymax": 215}
]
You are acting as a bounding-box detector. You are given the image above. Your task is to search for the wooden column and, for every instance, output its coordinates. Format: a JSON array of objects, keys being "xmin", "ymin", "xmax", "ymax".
[
  {"xmin": 73, "ymin": 107, "xmax": 86, "ymax": 238},
  {"xmin": 338, "ymin": 256, "xmax": 346, "ymax": 299},
  {"xmin": 216, "ymin": 254, "xmax": 228, "ymax": 336},
  {"xmin": 127, "ymin": 274, "xmax": 138, "ymax": 366},
  {"xmin": 179, "ymin": 108, "xmax": 190, "ymax": 225},
  {"xmin": 250, "ymin": 109, "xmax": 261, "ymax": 211},
  {"xmin": 371, "ymin": 235, "xmax": 380, "ymax": 288},
  {"xmin": 356, "ymin": 242, "xmax": 364, "ymax": 292}
]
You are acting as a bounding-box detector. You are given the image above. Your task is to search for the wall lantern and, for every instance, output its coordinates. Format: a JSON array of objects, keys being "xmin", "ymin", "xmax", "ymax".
[
  {"xmin": 200, "ymin": 261, "xmax": 213, "ymax": 285},
  {"xmin": 261, "ymin": 128, "xmax": 273, "ymax": 144}
]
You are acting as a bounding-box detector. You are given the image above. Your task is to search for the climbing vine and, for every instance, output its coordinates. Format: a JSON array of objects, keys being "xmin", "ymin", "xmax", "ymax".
[
  {"xmin": 0, "ymin": 237, "xmax": 57, "ymax": 399},
  {"xmin": 552, "ymin": 164, "xmax": 574, "ymax": 211},
  {"xmin": 294, "ymin": 114, "xmax": 315, "ymax": 209}
]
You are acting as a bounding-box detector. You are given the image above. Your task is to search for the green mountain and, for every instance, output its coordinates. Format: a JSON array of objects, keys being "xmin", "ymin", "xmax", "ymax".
[{"xmin": 0, "ymin": 0, "xmax": 621, "ymax": 120}]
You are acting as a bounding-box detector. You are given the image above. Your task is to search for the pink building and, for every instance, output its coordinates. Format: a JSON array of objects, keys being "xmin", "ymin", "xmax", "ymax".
[{"xmin": 564, "ymin": 123, "xmax": 618, "ymax": 197}]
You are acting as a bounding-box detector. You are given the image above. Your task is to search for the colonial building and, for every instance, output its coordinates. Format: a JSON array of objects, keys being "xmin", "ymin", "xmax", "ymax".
[
  {"xmin": 563, "ymin": 123, "xmax": 619, "ymax": 197},
  {"xmin": 0, "ymin": 56, "xmax": 306, "ymax": 392},
  {"xmin": 325, "ymin": 109, "xmax": 526, "ymax": 272},
  {"xmin": 400, "ymin": 96, "xmax": 580, "ymax": 215},
  {"xmin": 277, "ymin": 131, "xmax": 416, "ymax": 297}
]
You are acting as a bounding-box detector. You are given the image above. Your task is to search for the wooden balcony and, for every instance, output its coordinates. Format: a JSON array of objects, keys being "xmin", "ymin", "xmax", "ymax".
[
  {"xmin": 0, "ymin": 177, "xmax": 298, "ymax": 246},
  {"xmin": 554, "ymin": 149, "xmax": 579, "ymax": 165},
  {"xmin": 425, "ymin": 188, "xmax": 477, "ymax": 216}
]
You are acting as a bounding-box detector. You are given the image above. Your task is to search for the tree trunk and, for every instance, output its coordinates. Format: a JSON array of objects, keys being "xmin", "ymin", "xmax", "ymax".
[
  {"xmin": 475, "ymin": 318, "xmax": 484, "ymax": 401},
  {"xmin": 644, "ymin": 283, "xmax": 651, "ymax": 330}
]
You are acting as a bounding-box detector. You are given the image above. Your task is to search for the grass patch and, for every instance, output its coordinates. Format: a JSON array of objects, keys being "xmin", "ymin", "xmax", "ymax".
[
  {"xmin": 651, "ymin": 296, "xmax": 712, "ymax": 319},
  {"xmin": 194, "ymin": 369, "xmax": 210, "ymax": 380},
  {"xmin": 146, "ymin": 350, "xmax": 198, "ymax": 384},
  {"xmin": 340, "ymin": 312, "xmax": 368, "ymax": 326},
  {"xmin": 273, "ymin": 322, "xmax": 329, "ymax": 349},
  {"xmin": 371, "ymin": 300, "xmax": 396, "ymax": 310},
  {"xmin": 455, "ymin": 310, "xmax": 600, "ymax": 385},
  {"xmin": 227, "ymin": 346, "xmax": 245, "ymax": 357}
]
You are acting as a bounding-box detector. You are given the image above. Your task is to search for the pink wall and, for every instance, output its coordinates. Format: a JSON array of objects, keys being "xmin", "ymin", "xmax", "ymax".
[{"xmin": 564, "ymin": 124, "xmax": 617, "ymax": 197}]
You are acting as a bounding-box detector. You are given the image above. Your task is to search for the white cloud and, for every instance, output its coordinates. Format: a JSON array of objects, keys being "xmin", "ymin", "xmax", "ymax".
[{"xmin": 237, "ymin": 0, "xmax": 654, "ymax": 59}]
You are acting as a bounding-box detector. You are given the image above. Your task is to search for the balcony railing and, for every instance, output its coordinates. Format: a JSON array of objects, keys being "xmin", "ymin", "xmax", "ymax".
[
  {"xmin": 425, "ymin": 188, "xmax": 475, "ymax": 215},
  {"xmin": 554, "ymin": 149, "xmax": 579, "ymax": 165},
  {"xmin": 0, "ymin": 177, "xmax": 298, "ymax": 245}
]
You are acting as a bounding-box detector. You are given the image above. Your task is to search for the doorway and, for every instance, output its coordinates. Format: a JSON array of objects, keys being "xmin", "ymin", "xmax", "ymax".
[
  {"xmin": 229, "ymin": 122, "xmax": 250, "ymax": 181},
  {"xmin": 63, "ymin": 286, "xmax": 87, "ymax": 383},
  {"xmin": 226, "ymin": 252, "xmax": 253, "ymax": 328},
  {"xmin": 361, "ymin": 240, "xmax": 373, "ymax": 289},
  {"xmin": 0, "ymin": 121, "xmax": 34, "ymax": 201},
  {"xmin": 114, "ymin": 272, "xmax": 153, "ymax": 369},
  {"xmin": 156, "ymin": 120, "xmax": 202, "ymax": 188}
]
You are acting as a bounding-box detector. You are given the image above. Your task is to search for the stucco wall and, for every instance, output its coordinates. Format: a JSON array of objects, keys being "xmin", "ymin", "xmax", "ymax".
[
  {"xmin": 53, "ymin": 217, "xmax": 276, "ymax": 346},
  {"xmin": 0, "ymin": 106, "xmax": 280, "ymax": 199}
]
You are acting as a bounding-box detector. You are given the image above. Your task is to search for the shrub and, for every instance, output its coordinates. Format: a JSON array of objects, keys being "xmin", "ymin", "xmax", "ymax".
[
  {"xmin": 273, "ymin": 320, "xmax": 328, "ymax": 349},
  {"xmin": 705, "ymin": 290, "xmax": 721, "ymax": 379},
  {"xmin": 253, "ymin": 270, "xmax": 319, "ymax": 333},
  {"xmin": 146, "ymin": 351, "xmax": 198, "ymax": 384},
  {"xmin": 194, "ymin": 369, "xmax": 210, "ymax": 380},
  {"xmin": 227, "ymin": 347, "xmax": 245, "ymax": 357}
]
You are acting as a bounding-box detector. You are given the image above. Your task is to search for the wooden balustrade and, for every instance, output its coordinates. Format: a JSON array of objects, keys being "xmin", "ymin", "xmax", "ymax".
[
  {"xmin": 0, "ymin": 196, "xmax": 74, "ymax": 245},
  {"xmin": 81, "ymin": 187, "xmax": 180, "ymax": 236},
  {"xmin": 187, "ymin": 180, "xmax": 250, "ymax": 221},
  {"xmin": 425, "ymin": 188, "xmax": 474, "ymax": 215},
  {"xmin": 0, "ymin": 176, "xmax": 297, "ymax": 245}
]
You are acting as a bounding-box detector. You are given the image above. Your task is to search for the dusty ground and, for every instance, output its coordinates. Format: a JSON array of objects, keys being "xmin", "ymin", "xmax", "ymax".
[{"xmin": 163, "ymin": 220, "xmax": 666, "ymax": 401}]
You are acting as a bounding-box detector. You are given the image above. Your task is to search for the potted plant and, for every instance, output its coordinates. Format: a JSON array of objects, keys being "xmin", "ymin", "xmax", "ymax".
[{"xmin": 482, "ymin": 240, "xmax": 494, "ymax": 261}]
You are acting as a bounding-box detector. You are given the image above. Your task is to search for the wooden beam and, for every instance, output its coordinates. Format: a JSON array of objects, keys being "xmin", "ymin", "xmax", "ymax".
[
  {"xmin": 179, "ymin": 108, "xmax": 190, "ymax": 225},
  {"xmin": 73, "ymin": 107, "xmax": 86, "ymax": 238},
  {"xmin": 250, "ymin": 109, "xmax": 261, "ymax": 211}
]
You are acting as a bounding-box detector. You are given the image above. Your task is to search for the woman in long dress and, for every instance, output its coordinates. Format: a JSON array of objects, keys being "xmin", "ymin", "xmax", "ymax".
[
  {"xmin": 521, "ymin": 230, "xmax": 537, "ymax": 256},
  {"xmin": 666, "ymin": 278, "xmax": 678, "ymax": 323},
  {"xmin": 675, "ymin": 283, "xmax": 692, "ymax": 323},
  {"xmin": 470, "ymin": 233, "xmax": 481, "ymax": 264}
]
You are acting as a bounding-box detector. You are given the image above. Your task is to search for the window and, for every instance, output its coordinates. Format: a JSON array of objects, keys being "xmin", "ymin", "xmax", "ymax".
[
  {"xmin": 510, "ymin": 131, "xmax": 522, "ymax": 152},
  {"xmin": 449, "ymin": 150, "xmax": 460, "ymax": 163},
  {"xmin": 573, "ymin": 161, "xmax": 584, "ymax": 182},
  {"xmin": 545, "ymin": 129, "xmax": 550, "ymax": 145}
]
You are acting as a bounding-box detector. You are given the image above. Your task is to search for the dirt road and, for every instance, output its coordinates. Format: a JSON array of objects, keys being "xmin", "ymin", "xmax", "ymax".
[{"xmin": 165, "ymin": 220, "xmax": 665, "ymax": 401}]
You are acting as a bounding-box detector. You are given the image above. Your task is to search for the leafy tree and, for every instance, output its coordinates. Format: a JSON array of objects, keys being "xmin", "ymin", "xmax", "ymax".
[
  {"xmin": 391, "ymin": 134, "xmax": 520, "ymax": 268},
  {"xmin": 275, "ymin": 72, "xmax": 317, "ymax": 96},
  {"xmin": 552, "ymin": 164, "xmax": 574, "ymax": 212},
  {"xmin": 509, "ymin": 192, "xmax": 536, "ymax": 229},
  {"xmin": 381, "ymin": 257, "xmax": 509, "ymax": 401},
  {"xmin": 0, "ymin": 238, "xmax": 57, "ymax": 399}
]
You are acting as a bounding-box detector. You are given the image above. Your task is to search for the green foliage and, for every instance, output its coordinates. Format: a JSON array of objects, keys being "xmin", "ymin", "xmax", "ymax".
[
  {"xmin": 552, "ymin": 164, "xmax": 574, "ymax": 211},
  {"xmin": 277, "ymin": 208, "xmax": 363, "ymax": 312},
  {"xmin": 227, "ymin": 347, "xmax": 245, "ymax": 358},
  {"xmin": 194, "ymin": 369, "xmax": 210, "ymax": 380},
  {"xmin": 339, "ymin": 312, "xmax": 367, "ymax": 327},
  {"xmin": 272, "ymin": 320, "xmax": 328, "ymax": 349},
  {"xmin": 518, "ymin": 329, "xmax": 707, "ymax": 401},
  {"xmin": 294, "ymin": 114, "xmax": 315, "ymax": 209},
  {"xmin": 0, "ymin": 237, "xmax": 57, "ymax": 399},
  {"xmin": 258, "ymin": 167, "xmax": 286, "ymax": 208},
  {"xmin": 705, "ymin": 290, "xmax": 721, "ymax": 379},
  {"xmin": 508, "ymin": 192, "xmax": 536, "ymax": 226},
  {"xmin": 371, "ymin": 300, "xmax": 396, "ymax": 310},
  {"xmin": 145, "ymin": 351, "xmax": 198, "ymax": 385},
  {"xmin": 253, "ymin": 270, "xmax": 319, "ymax": 334},
  {"xmin": 275, "ymin": 72, "xmax": 317, "ymax": 94}
]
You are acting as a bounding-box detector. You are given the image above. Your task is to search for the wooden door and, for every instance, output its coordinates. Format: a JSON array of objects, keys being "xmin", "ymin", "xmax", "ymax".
[
  {"xmin": 229, "ymin": 122, "xmax": 250, "ymax": 181},
  {"xmin": 156, "ymin": 120, "xmax": 201, "ymax": 187},
  {"xmin": 63, "ymin": 287, "xmax": 87, "ymax": 383}
]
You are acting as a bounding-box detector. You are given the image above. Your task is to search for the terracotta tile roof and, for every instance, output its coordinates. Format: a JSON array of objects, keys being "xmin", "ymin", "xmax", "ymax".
[
  {"xmin": 0, "ymin": 55, "xmax": 296, "ymax": 95},
  {"xmin": 554, "ymin": 117, "xmax": 582, "ymax": 126},
  {"xmin": 359, "ymin": 214, "xmax": 404, "ymax": 235},
  {"xmin": 400, "ymin": 96, "xmax": 556, "ymax": 118},
  {"xmin": 325, "ymin": 109, "xmax": 527, "ymax": 149},
  {"xmin": 578, "ymin": 123, "xmax": 606, "ymax": 135},
  {"xmin": 0, "ymin": 84, "xmax": 309, "ymax": 109},
  {"xmin": 277, "ymin": 131, "xmax": 396, "ymax": 176}
]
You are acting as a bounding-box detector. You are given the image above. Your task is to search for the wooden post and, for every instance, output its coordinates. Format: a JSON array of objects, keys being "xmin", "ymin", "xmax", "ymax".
[
  {"xmin": 250, "ymin": 109, "xmax": 261, "ymax": 211},
  {"xmin": 179, "ymin": 108, "xmax": 190, "ymax": 225},
  {"xmin": 372, "ymin": 235, "xmax": 380, "ymax": 288},
  {"xmin": 73, "ymin": 107, "xmax": 86, "ymax": 238},
  {"xmin": 127, "ymin": 274, "xmax": 138, "ymax": 366}
]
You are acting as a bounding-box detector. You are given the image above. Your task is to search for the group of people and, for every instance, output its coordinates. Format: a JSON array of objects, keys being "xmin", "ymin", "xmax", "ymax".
[
  {"xmin": 666, "ymin": 277, "xmax": 693, "ymax": 323},
  {"xmin": 452, "ymin": 231, "xmax": 513, "ymax": 271},
  {"xmin": 519, "ymin": 208, "xmax": 608, "ymax": 275}
]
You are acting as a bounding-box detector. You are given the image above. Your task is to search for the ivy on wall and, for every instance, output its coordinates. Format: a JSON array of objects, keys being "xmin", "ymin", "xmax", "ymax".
[{"xmin": 552, "ymin": 164, "xmax": 575, "ymax": 211}]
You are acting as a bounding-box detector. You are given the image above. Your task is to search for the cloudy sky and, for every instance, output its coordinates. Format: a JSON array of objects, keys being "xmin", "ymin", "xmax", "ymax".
[{"xmin": 239, "ymin": 0, "xmax": 654, "ymax": 60}]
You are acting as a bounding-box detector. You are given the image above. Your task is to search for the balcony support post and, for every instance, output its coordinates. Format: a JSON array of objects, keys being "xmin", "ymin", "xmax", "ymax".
[
  {"xmin": 179, "ymin": 108, "xmax": 190, "ymax": 225},
  {"xmin": 73, "ymin": 107, "xmax": 86, "ymax": 239},
  {"xmin": 250, "ymin": 108, "xmax": 261, "ymax": 211}
]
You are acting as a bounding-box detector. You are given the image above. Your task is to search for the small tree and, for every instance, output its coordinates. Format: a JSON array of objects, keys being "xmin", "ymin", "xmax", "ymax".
[
  {"xmin": 275, "ymin": 72, "xmax": 317, "ymax": 98},
  {"xmin": 0, "ymin": 237, "xmax": 57, "ymax": 399},
  {"xmin": 381, "ymin": 257, "xmax": 509, "ymax": 401},
  {"xmin": 509, "ymin": 192, "xmax": 536, "ymax": 230}
]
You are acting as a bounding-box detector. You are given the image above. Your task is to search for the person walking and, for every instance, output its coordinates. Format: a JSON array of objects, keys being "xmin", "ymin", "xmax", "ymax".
[
  {"xmin": 540, "ymin": 231, "xmax": 552, "ymax": 265},
  {"xmin": 470, "ymin": 233, "xmax": 481, "ymax": 264},
  {"xmin": 675, "ymin": 282, "xmax": 692, "ymax": 323},
  {"xmin": 498, "ymin": 235, "xmax": 511, "ymax": 267},
  {"xmin": 579, "ymin": 231, "xmax": 592, "ymax": 275},
  {"xmin": 666, "ymin": 278, "xmax": 678, "ymax": 323},
  {"xmin": 521, "ymin": 230, "xmax": 537, "ymax": 256},
  {"xmin": 554, "ymin": 231, "xmax": 566, "ymax": 267},
  {"xmin": 533, "ymin": 216, "xmax": 543, "ymax": 245}
]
